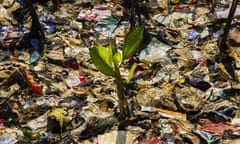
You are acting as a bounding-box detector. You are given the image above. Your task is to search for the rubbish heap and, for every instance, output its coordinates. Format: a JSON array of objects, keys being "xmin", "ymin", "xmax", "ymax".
[{"xmin": 0, "ymin": 0, "xmax": 240, "ymax": 143}]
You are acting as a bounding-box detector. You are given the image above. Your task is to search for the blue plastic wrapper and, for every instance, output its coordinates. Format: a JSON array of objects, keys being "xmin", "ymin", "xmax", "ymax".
[
  {"xmin": 188, "ymin": 31, "xmax": 199, "ymax": 41},
  {"xmin": 0, "ymin": 28, "xmax": 8, "ymax": 40},
  {"xmin": 26, "ymin": 51, "xmax": 40, "ymax": 64},
  {"xmin": 23, "ymin": 100, "xmax": 34, "ymax": 109},
  {"xmin": 30, "ymin": 38, "xmax": 40, "ymax": 50},
  {"xmin": 0, "ymin": 135, "xmax": 17, "ymax": 144},
  {"xmin": 198, "ymin": 130, "xmax": 220, "ymax": 144},
  {"xmin": 44, "ymin": 23, "xmax": 56, "ymax": 34},
  {"xmin": 17, "ymin": 0, "xmax": 24, "ymax": 4}
]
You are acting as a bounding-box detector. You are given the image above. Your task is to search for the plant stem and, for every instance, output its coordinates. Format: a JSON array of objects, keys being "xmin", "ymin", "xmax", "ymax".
[
  {"xmin": 219, "ymin": 0, "xmax": 238, "ymax": 52},
  {"xmin": 114, "ymin": 63, "xmax": 128, "ymax": 121},
  {"xmin": 129, "ymin": 0, "xmax": 136, "ymax": 31}
]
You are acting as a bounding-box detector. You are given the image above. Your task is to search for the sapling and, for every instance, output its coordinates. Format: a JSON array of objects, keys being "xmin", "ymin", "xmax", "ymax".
[{"xmin": 89, "ymin": 26, "xmax": 144, "ymax": 120}]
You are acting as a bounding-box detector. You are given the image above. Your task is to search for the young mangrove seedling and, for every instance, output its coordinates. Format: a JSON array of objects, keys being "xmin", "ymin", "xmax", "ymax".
[{"xmin": 89, "ymin": 26, "xmax": 144, "ymax": 120}]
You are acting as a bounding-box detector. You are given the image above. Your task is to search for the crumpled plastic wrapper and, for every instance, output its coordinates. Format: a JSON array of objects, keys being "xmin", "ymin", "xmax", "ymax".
[
  {"xmin": 97, "ymin": 130, "xmax": 138, "ymax": 144},
  {"xmin": 174, "ymin": 86, "xmax": 207, "ymax": 112}
]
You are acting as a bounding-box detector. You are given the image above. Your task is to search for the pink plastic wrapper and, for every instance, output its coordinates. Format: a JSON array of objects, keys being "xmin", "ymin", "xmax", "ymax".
[{"xmin": 199, "ymin": 118, "xmax": 240, "ymax": 134}]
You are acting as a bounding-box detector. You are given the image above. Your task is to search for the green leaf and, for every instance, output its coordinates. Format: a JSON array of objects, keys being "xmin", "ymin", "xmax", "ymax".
[
  {"xmin": 89, "ymin": 48, "xmax": 115, "ymax": 76},
  {"xmin": 113, "ymin": 52, "xmax": 122, "ymax": 64},
  {"xmin": 109, "ymin": 42, "xmax": 117, "ymax": 55},
  {"xmin": 126, "ymin": 63, "xmax": 137, "ymax": 83},
  {"xmin": 97, "ymin": 43, "xmax": 113, "ymax": 68},
  {"xmin": 22, "ymin": 127, "xmax": 40, "ymax": 141},
  {"xmin": 22, "ymin": 127, "xmax": 34, "ymax": 141},
  {"xmin": 48, "ymin": 108, "xmax": 67, "ymax": 133},
  {"xmin": 122, "ymin": 26, "xmax": 144, "ymax": 59}
]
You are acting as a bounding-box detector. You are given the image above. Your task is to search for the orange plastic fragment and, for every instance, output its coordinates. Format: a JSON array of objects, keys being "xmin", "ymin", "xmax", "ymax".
[{"xmin": 26, "ymin": 71, "xmax": 43, "ymax": 94}]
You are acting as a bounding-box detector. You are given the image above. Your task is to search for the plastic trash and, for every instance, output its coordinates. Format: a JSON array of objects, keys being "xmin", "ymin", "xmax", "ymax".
[
  {"xmin": 232, "ymin": 109, "xmax": 240, "ymax": 125},
  {"xmin": 188, "ymin": 30, "xmax": 199, "ymax": 41},
  {"xmin": 138, "ymin": 37, "xmax": 172, "ymax": 63},
  {"xmin": 141, "ymin": 106, "xmax": 187, "ymax": 121},
  {"xmin": 0, "ymin": 135, "xmax": 17, "ymax": 144},
  {"xmin": 97, "ymin": 130, "xmax": 137, "ymax": 144}
]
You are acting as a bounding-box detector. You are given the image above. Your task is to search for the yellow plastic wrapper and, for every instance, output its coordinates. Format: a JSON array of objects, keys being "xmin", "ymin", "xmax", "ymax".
[
  {"xmin": 170, "ymin": 0, "xmax": 180, "ymax": 4},
  {"xmin": 232, "ymin": 109, "xmax": 240, "ymax": 125}
]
